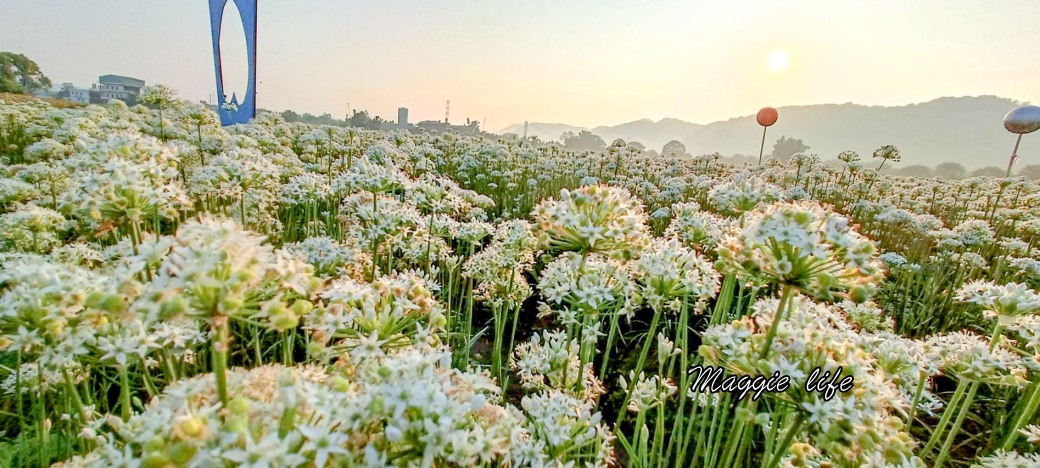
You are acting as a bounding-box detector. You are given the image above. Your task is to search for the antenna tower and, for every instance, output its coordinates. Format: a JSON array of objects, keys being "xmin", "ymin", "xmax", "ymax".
[{"xmin": 444, "ymin": 100, "xmax": 450, "ymax": 124}]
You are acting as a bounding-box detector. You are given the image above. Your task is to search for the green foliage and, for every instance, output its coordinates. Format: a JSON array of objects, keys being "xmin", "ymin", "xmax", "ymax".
[
  {"xmin": 971, "ymin": 166, "xmax": 1005, "ymax": 177},
  {"xmin": 562, "ymin": 130, "xmax": 607, "ymax": 152},
  {"xmin": 770, "ymin": 135, "xmax": 810, "ymax": 162},
  {"xmin": 0, "ymin": 52, "xmax": 52, "ymax": 94},
  {"xmin": 934, "ymin": 162, "xmax": 966, "ymax": 179},
  {"xmin": 898, "ymin": 164, "xmax": 933, "ymax": 177},
  {"xmin": 1018, "ymin": 164, "xmax": 1040, "ymax": 180},
  {"xmin": 662, "ymin": 140, "xmax": 686, "ymax": 157}
]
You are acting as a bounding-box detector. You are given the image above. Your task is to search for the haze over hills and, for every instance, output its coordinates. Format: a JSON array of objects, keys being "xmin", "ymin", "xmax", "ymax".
[{"xmin": 497, "ymin": 96, "xmax": 1036, "ymax": 169}]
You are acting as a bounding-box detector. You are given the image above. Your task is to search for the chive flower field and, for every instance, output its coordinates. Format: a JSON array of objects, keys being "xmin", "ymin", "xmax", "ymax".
[{"xmin": 2, "ymin": 88, "xmax": 1040, "ymax": 467}]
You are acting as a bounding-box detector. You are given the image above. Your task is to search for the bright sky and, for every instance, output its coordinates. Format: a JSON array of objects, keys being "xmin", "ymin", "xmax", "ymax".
[{"xmin": 3, "ymin": 1, "xmax": 1038, "ymax": 130}]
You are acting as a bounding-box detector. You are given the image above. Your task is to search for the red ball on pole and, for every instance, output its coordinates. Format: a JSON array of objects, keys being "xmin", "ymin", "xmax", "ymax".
[
  {"xmin": 757, "ymin": 107, "xmax": 778, "ymax": 127},
  {"xmin": 756, "ymin": 107, "xmax": 778, "ymax": 166}
]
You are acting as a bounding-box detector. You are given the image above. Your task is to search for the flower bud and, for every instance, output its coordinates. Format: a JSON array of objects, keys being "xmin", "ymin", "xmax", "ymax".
[
  {"xmin": 291, "ymin": 299, "xmax": 314, "ymax": 316},
  {"xmin": 173, "ymin": 415, "xmax": 207, "ymax": 441},
  {"xmin": 160, "ymin": 296, "xmax": 188, "ymax": 317},
  {"xmin": 141, "ymin": 453, "xmax": 171, "ymax": 468},
  {"xmin": 168, "ymin": 441, "xmax": 198, "ymax": 465},
  {"xmin": 100, "ymin": 294, "xmax": 127, "ymax": 314},
  {"xmin": 145, "ymin": 435, "xmax": 166, "ymax": 452}
]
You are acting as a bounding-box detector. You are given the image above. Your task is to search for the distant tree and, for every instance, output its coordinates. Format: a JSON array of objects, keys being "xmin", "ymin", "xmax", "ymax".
[
  {"xmin": 770, "ymin": 136, "xmax": 810, "ymax": 162},
  {"xmin": 139, "ymin": 84, "xmax": 179, "ymax": 141},
  {"xmin": 970, "ymin": 166, "xmax": 1005, "ymax": 177},
  {"xmin": 872, "ymin": 144, "xmax": 901, "ymax": 173},
  {"xmin": 934, "ymin": 162, "xmax": 967, "ymax": 179},
  {"xmin": 1018, "ymin": 165, "xmax": 1040, "ymax": 180},
  {"xmin": 562, "ymin": 130, "xmax": 606, "ymax": 152},
  {"xmin": 56, "ymin": 82, "xmax": 73, "ymax": 99},
  {"xmin": 898, "ymin": 165, "xmax": 933, "ymax": 177},
  {"xmin": 627, "ymin": 141, "xmax": 645, "ymax": 151},
  {"xmin": 0, "ymin": 52, "xmax": 52, "ymax": 94},
  {"xmin": 347, "ymin": 110, "xmax": 377, "ymax": 129},
  {"xmin": 662, "ymin": 140, "xmax": 686, "ymax": 157}
]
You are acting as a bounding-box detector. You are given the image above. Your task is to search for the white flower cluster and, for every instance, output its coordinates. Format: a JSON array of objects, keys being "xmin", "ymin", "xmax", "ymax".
[
  {"xmin": 309, "ymin": 272, "xmax": 446, "ymax": 363},
  {"xmin": 511, "ymin": 329, "xmax": 605, "ymax": 400},
  {"xmin": 708, "ymin": 170, "xmax": 783, "ymax": 215},
  {"xmin": 630, "ymin": 237, "xmax": 720, "ymax": 313},
  {"xmin": 957, "ymin": 280, "xmax": 1040, "ymax": 321},
  {"xmin": 533, "ymin": 184, "xmax": 650, "ymax": 257},
  {"xmin": 717, "ymin": 201, "xmax": 883, "ymax": 300},
  {"xmin": 699, "ymin": 295, "xmax": 921, "ymax": 466}
]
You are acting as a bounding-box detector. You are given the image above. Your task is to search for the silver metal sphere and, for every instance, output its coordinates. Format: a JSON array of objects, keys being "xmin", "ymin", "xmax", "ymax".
[{"xmin": 1004, "ymin": 105, "xmax": 1040, "ymax": 134}]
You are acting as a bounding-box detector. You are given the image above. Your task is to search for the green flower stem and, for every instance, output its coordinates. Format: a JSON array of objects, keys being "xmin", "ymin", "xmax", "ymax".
[
  {"xmin": 905, "ymin": 373, "xmax": 928, "ymax": 432},
  {"xmin": 989, "ymin": 323, "xmax": 1005, "ymax": 351},
  {"xmin": 491, "ymin": 304, "xmax": 506, "ymax": 386},
  {"xmin": 759, "ymin": 285, "xmax": 795, "ymax": 359},
  {"xmin": 37, "ymin": 362, "xmax": 48, "ymax": 468},
  {"xmin": 462, "ymin": 282, "xmax": 474, "ymax": 367},
  {"xmin": 424, "ymin": 213, "xmax": 435, "ymax": 275},
  {"xmin": 766, "ymin": 412, "xmax": 806, "ymax": 468},
  {"xmin": 934, "ymin": 380, "xmax": 979, "ymax": 468},
  {"xmin": 118, "ymin": 365, "xmax": 132, "ymax": 421},
  {"xmin": 652, "ymin": 359, "xmax": 668, "ymax": 465},
  {"xmin": 504, "ymin": 303, "xmax": 521, "ymax": 393},
  {"xmin": 160, "ymin": 349, "xmax": 179, "ymax": 382},
  {"xmin": 62, "ymin": 370, "xmax": 87, "ymax": 426},
  {"xmin": 680, "ymin": 391, "xmax": 706, "ymax": 466},
  {"xmin": 599, "ymin": 307, "xmax": 621, "ymax": 379},
  {"xmin": 726, "ymin": 401, "xmax": 759, "ymax": 468},
  {"xmin": 211, "ymin": 316, "xmax": 231, "ymax": 410},
  {"xmin": 139, "ymin": 361, "xmax": 159, "ymax": 397},
  {"xmin": 719, "ymin": 286, "xmax": 793, "ymax": 468},
  {"xmin": 923, "ymin": 377, "xmax": 969, "ymax": 456},
  {"xmin": 1001, "ymin": 377, "xmax": 1040, "ymax": 450},
  {"xmin": 667, "ymin": 298, "xmax": 692, "ymax": 461},
  {"xmin": 15, "ymin": 351, "xmax": 24, "ymax": 432},
  {"xmin": 616, "ymin": 306, "xmax": 663, "ymax": 429},
  {"xmin": 709, "ymin": 274, "xmax": 736, "ymax": 326},
  {"xmin": 634, "ymin": 411, "xmax": 649, "ymax": 467}
]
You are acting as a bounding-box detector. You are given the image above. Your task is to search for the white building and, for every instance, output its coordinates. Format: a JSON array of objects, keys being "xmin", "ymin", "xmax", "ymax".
[
  {"xmin": 67, "ymin": 84, "xmax": 97, "ymax": 104},
  {"xmin": 97, "ymin": 75, "xmax": 145, "ymax": 103},
  {"xmin": 61, "ymin": 75, "xmax": 145, "ymax": 105}
]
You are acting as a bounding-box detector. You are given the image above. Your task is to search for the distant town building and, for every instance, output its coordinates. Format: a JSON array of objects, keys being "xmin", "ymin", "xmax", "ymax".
[
  {"xmin": 97, "ymin": 75, "xmax": 145, "ymax": 103},
  {"xmin": 67, "ymin": 84, "xmax": 100, "ymax": 104},
  {"xmin": 415, "ymin": 119, "xmax": 484, "ymax": 137},
  {"xmin": 60, "ymin": 75, "xmax": 146, "ymax": 105},
  {"xmin": 398, "ymin": 107, "xmax": 409, "ymax": 126}
]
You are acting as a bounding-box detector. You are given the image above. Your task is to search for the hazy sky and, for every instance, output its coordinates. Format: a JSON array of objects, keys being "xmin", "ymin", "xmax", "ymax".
[{"xmin": 3, "ymin": 1, "xmax": 1038, "ymax": 130}]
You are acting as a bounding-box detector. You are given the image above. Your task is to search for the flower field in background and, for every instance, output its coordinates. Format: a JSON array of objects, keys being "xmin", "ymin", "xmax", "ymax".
[{"xmin": 2, "ymin": 89, "xmax": 1040, "ymax": 467}]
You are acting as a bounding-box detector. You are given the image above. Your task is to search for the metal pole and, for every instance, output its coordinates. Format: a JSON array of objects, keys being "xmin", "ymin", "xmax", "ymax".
[
  {"xmin": 1007, "ymin": 133, "xmax": 1023, "ymax": 177},
  {"xmin": 758, "ymin": 126, "xmax": 768, "ymax": 166}
]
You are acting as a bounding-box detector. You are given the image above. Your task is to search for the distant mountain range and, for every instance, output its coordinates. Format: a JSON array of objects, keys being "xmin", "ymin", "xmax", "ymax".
[{"xmin": 497, "ymin": 96, "xmax": 1037, "ymax": 169}]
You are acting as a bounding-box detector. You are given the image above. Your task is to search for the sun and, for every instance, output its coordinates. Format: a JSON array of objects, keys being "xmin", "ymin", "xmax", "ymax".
[{"xmin": 768, "ymin": 50, "xmax": 789, "ymax": 71}]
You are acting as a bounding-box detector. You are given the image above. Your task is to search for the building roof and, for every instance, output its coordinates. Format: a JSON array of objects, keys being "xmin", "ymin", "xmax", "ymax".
[{"xmin": 98, "ymin": 75, "xmax": 145, "ymax": 87}]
